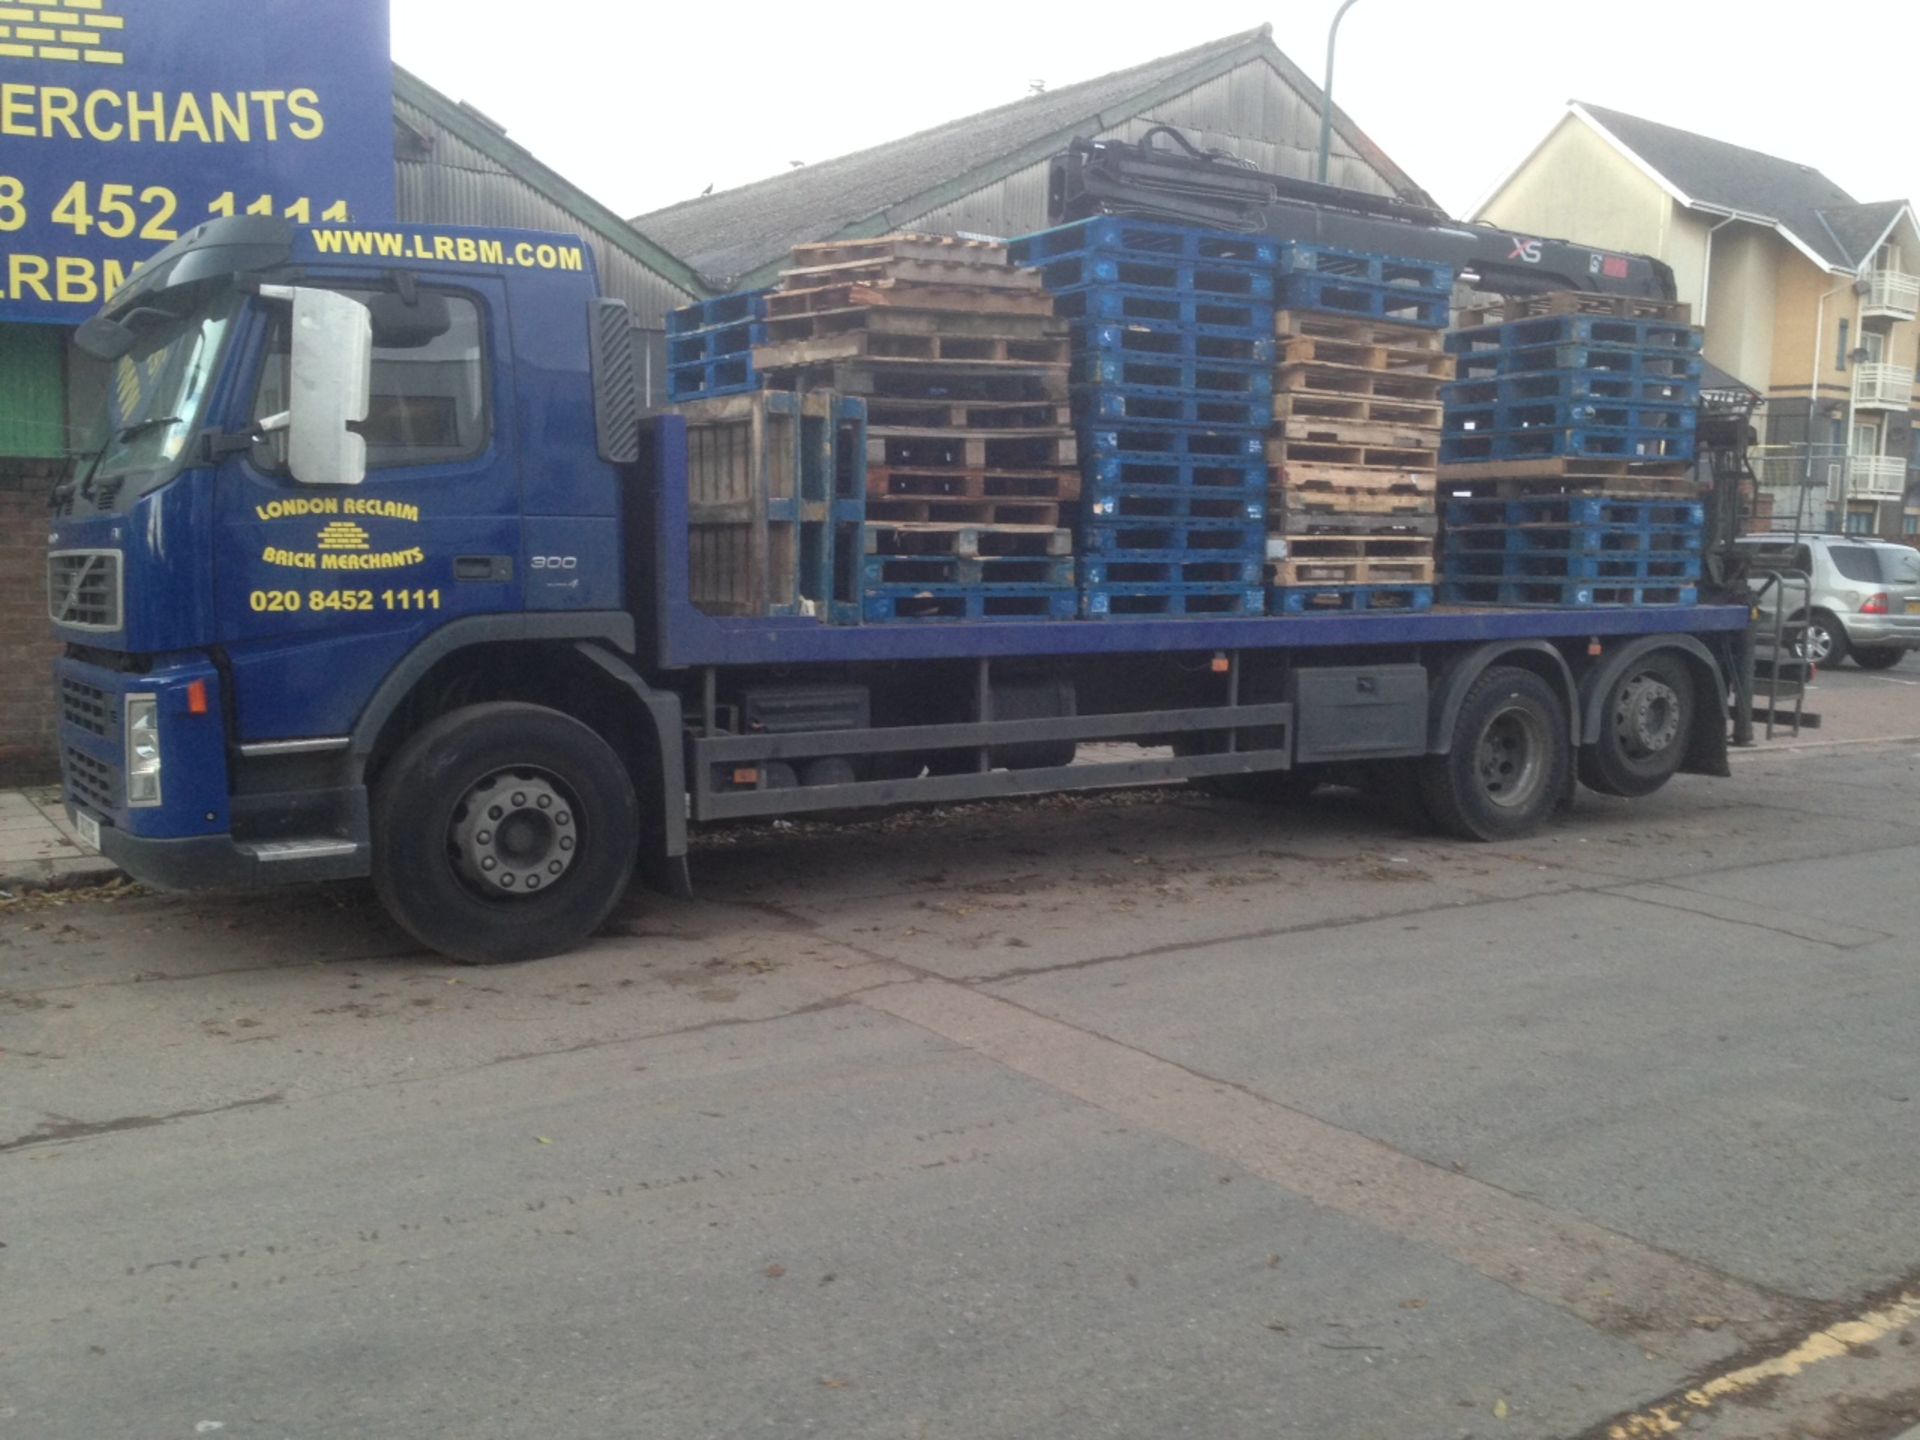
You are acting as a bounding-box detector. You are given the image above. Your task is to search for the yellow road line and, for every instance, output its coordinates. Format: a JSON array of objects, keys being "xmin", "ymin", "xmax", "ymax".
[{"xmin": 1608, "ymin": 1290, "xmax": 1920, "ymax": 1438}]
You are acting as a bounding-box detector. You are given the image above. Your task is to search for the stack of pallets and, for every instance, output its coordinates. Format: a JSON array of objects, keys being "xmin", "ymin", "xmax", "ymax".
[
  {"xmin": 667, "ymin": 290, "xmax": 769, "ymax": 402},
  {"xmin": 1437, "ymin": 293, "xmax": 1706, "ymax": 608},
  {"xmin": 752, "ymin": 235, "xmax": 1079, "ymax": 622},
  {"xmin": 1011, "ymin": 218, "xmax": 1275, "ymax": 618},
  {"xmin": 1266, "ymin": 244, "xmax": 1455, "ymax": 614}
]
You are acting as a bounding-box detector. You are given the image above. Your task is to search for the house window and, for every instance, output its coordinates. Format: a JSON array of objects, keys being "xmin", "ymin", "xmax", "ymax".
[
  {"xmin": 1837, "ymin": 317, "xmax": 1850, "ymax": 371},
  {"xmin": 1844, "ymin": 509, "xmax": 1874, "ymax": 534},
  {"xmin": 1905, "ymin": 514, "xmax": 1920, "ymax": 536}
]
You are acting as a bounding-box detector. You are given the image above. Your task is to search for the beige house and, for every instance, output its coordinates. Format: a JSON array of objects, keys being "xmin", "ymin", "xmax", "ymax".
[{"xmin": 1471, "ymin": 102, "xmax": 1920, "ymax": 536}]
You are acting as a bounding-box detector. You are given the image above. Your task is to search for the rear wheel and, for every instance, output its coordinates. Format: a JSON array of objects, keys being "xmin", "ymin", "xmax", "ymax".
[
  {"xmin": 1418, "ymin": 666, "xmax": 1569, "ymax": 841},
  {"xmin": 373, "ymin": 703, "xmax": 638, "ymax": 964},
  {"xmin": 1852, "ymin": 647, "xmax": 1905, "ymax": 670},
  {"xmin": 1797, "ymin": 610, "xmax": 1849, "ymax": 667},
  {"xmin": 1577, "ymin": 651, "xmax": 1694, "ymax": 798}
]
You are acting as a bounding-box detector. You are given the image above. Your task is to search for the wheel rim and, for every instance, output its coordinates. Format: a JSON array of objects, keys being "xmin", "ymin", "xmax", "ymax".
[
  {"xmin": 1613, "ymin": 671, "xmax": 1682, "ymax": 761},
  {"xmin": 448, "ymin": 767, "xmax": 579, "ymax": 900},
  {"xmin": 1475, "ymin": 703, "xmax": 1548, "ymax": 811},
  {"xmin": 1800, "ymin": 622, "xmax": 1833, "ymax": 664}
]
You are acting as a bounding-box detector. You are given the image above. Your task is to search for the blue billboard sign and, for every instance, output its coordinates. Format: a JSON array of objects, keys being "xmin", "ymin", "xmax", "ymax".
[{"xmin": 0, "ymin": 0, "xmax": 394, "ymax": 323}]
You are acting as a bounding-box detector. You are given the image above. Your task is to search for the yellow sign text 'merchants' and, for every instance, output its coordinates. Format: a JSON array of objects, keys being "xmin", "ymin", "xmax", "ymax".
[{"xmin": 0, "ymin": 85, "xmax": 326, "ymax": 144}]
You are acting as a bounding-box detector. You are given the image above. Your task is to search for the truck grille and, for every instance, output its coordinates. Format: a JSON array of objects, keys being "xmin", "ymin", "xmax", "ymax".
[
  {"xmin": 64, "ymin": 746, "xmax": 119, "ymax": 814},
  {"xmin": 60, "ymin": 677, "xmax": 114, "ymax": 736},
  {"xmin": 48, "ymin": 550, "xmax": 123, "ymax": 631}
]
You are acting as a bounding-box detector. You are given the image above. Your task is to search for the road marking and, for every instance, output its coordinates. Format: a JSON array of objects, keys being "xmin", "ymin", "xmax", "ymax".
[
  {"xmin": 856, "ymin": 975, "xmax": 1800, "ymax": 1362},
  {"xmin": 1731, "ymin": 733, "xmax": 1920, "ymax": 758},
  {"xmin": 1602, "ymin": 1289, "xmax": 1920, "ymax": 1438}
]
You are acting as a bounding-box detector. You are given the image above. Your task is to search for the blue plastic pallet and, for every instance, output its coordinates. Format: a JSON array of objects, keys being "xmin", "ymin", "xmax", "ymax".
[
  {"xmin": 1441, "ymin": 578, "xmax": 1698, "ymax": 608},
  {"xmin": 1011, "ymin": 218, "xmax": 1280, "ymax": 269},
  {"xmin": 1082, "ymin": 517, "xmax": 1265, "ymax": 553},
  {"xmin": 667, "ymin": 289, "xmax": 769, "ymax": 336},
  {"xmin": 670, "ymin": 353, "xmax": 762, "ymax": 403},
  {"xmin": 1081, "ymin": 554, "xmax": 1266, "ymax": 586},
  {"xmin": 1444, "ymin": 550, "xmax": 1702, "ymax": 583},
  {"xmin": 861, "ymin": 554, "xmax": 1076, "ymax": 588},
  {"xmin": 1072, "ymin": 320, "xmax": 1274, "ymax": 366},
  {"xmin": 1081, "ymin": 584, "xmax": 1267, "ymax": 618},
  {"xmin": 1049, "ymin": 285, "xmax": 1274, "ymax": 335},
  {"xmin": 860, "ymin": 586, "xmax": 1078, "ymax": 623},
  {"xmin": 1082, "ymin": 425, "xmax": 1265, "ymax": 460},
  {"xmin": 1086, "ymin": 493, "xmax": 1265, "ymax": 526},
  {"xmin": 1445, "ymin": 524, "xmax": 1704, "ymax": 555},
  {"xmin": 1447, "ymin": 314, "xmax": 1701, "ymax": 355},
  {"xmin": 1274, "ymin": 272, "xmax": 1449, "ymax": 328},
  {"xmin": 1452, "ymin": 344, "xmax": 1706, "ymax": 382},
  {"xmin": 1073, "ymin": 385, "xmax": 1271, "ymax": 430},
  {"xmin": 1444, "ymin": 369, "xmax": 1698, "ymax": 408},
  {"xmin": 1074, "ymin": 353, "xmax": 1275, "ymax": 398},
  {"xmin": 1035, "ymin": 253, "xmax": 1277, "ymax": 301},
  {"xmin": 668, "ymin": 320, "xmax": 768, "ymax": 366},
  {"xmin": 1445, "ymin": 497, "xmax": 1704, "ymax": 528},
  {"xmin": 1085, "ymin": 453, "xmax": 1266, "ymax": 491},
  {"xmin": 1443, "ymin": 398, "xmax": 1699, "ymax": 435},
  {"xmin": 1439, "ymin": 425, "xmax": 1694, "ymax": 464},
  {"xmin": 1277, "ymin": 242, "xmax": 1455, "ymax": 294},
  {"xmin": 1268, "ymin": 584, "xmax": 1434, "ymax": 615}
]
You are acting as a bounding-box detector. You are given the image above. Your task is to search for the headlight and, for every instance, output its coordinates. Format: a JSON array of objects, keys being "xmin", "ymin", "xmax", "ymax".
[{"xmin": 125, "ymin": 694, "xmax": 161, "ymax": 807}]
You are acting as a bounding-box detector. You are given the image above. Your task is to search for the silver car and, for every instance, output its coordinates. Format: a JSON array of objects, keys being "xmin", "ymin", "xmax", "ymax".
[{"xmin": 1737, "ymin": 534, "xmax": 1920, "ymax": 669}]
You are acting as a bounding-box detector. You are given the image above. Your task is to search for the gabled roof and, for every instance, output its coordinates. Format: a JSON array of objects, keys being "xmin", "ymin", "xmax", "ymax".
[
  {"xmin": 1567, "ymin": 102, "xmax": 1913, "ymax": 273},
  {"xmin": 391, "ymin": 64, "xmax": 711, "ymax": 298},
  {"xmin": 631, "ymin": 25, "xmax": 1432, "ymax": 291}
]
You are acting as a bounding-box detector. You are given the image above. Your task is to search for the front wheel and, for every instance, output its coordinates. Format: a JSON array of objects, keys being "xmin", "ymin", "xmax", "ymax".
[
  {"xmin": 373, "ymin": 703, "xmax": 639, "ymax": 963},
  {"xmin": 1577, "ymin": 651, "xmax": 1694, "ymax": 798},
  {"xmin": 1418, "ymin": 667, "xmax": 1569, "ymax": 841},
  {"xmin": 1852, "ymin": 647, "xmax": 1906, "ymax": 670}
]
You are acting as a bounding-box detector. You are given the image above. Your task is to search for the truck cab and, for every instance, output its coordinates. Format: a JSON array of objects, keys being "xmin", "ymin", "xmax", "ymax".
[{"xmin": 49, "ymin": 216, "xmax": 638, "ymax": 899}]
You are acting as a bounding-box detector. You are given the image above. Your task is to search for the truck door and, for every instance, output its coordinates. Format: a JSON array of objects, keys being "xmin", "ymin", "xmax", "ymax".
[{"xmin": 212, "ymin": 280, "xmax": 523, "ymax": 741}]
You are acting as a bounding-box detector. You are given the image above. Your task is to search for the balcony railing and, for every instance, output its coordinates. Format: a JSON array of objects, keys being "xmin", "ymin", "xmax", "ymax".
[
  {"xmin": 1847, "ymin": 453, "xmax": 1909, "ymax": 501},
  {"xmin": 1852, "ymin": 362, "xmax": 1915, "ymax": 409},
  {"xmin": 1863, "ymin": 268, "xmax": 1920, "ymax": 321},
  {"xmin": 1751, "ymin": 447, "xmax": 1911, "ymax": 504}
]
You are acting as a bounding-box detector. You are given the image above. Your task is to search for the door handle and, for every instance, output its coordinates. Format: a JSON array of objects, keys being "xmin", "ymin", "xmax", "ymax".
[{"xmin": 454, "ymin": 555, "xmax": 513, "ymax": 582}]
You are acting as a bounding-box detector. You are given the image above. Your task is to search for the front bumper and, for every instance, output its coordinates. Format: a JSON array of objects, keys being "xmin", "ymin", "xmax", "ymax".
[{"xmin": 91, "ymin": 824, "xmax": 365, "ymax": 891}]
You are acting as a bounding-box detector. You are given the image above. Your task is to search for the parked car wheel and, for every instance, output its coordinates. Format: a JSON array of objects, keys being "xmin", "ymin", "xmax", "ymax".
[
  {"xmin": 1851, "ymin": 647, "xmax": 1906, "ymax": 670},
  {"xmin": 1796, "ymin": 610, "xmax": 1849, "ymax": 667}
]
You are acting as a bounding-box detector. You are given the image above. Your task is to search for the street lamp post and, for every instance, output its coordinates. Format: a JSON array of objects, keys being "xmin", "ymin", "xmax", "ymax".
[{"xmin": 1315, "ymin": 0, "xmax": 1364, "ymax": 185}]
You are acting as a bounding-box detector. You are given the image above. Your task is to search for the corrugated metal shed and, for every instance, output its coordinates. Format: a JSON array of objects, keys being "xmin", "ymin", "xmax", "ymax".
[{"xmin": 635, "ymin": 25, "xmax": 1433, "ymax": 291}]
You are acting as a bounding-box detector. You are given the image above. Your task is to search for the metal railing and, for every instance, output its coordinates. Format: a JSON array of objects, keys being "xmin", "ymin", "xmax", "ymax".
[
  {"xmin": 1751, "ymin": 445, "xmax": 1912, "ymax": 515},
  {"xmin": 1851, "ymin": 361, "xmax": 1915, "ymax": 408},
  {"xmin": 1848, "ymin": 453, "xmax": 1908, "ymax": 500},
  {"xmin": 1864, "ymin": 268, "xmax": 1920, "ymax": 319}
]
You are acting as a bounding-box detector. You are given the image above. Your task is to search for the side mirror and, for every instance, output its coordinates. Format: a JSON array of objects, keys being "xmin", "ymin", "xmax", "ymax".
[{"xmin": 257, "ymin": 286, "xmax": 372, "ymax": 486}]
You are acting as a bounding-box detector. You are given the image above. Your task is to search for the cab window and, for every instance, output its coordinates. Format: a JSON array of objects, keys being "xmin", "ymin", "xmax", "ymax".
[{"xmin": 252, "ymin": 290, "xmax": 489, "ymax": 470}]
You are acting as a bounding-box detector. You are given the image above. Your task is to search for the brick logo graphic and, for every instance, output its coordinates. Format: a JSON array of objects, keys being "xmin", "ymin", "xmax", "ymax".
[
  {"xmin": 316, "ymin": 522, "xmax": 371, "ymax": 553},
  {"xmin": 0, "ymin": 0, "xmax": 126, "ymax": 66}
]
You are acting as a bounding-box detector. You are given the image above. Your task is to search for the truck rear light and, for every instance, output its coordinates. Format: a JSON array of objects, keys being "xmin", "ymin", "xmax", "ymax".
[
  {"xmin": 1861, "ymin": 592, "xmax": 1890, "ymax": 614},
  {"xmin": 125, "ymin": 694, "xmax": 162, "ymax": 807},
  {"xmin": 186, "ymin": 679, "xmax": 209, "ymax": 715}
]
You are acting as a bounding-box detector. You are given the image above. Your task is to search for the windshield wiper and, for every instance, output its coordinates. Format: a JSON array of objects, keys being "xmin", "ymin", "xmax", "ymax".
[{"xmin": 113, "ymin": 415, "xmax": 184, "ymax": 442}]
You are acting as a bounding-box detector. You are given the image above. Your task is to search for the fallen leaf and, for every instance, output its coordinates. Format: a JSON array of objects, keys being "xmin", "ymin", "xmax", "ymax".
[
  {"xmin": 535, "ymin": 1137, "xmax": 552, "ymax": 1145},
  {"xmin": 1494, "ymin": 1398, "xmax": 1509, "ymax": 1420},
  {"xmin": 819, "ymin": 1378, "xmax": 850, "ymax": 1389},
  {"xmin": 1263, "ymin": 1320, "xmax": 1289, "ymax": 1333},
  {"xmin": 1690, "ymin": 1314, "xmax": 1725, "ymax": 1331},
  {"xmin": 764, "ymin": 1263, "xmax": 785, "ymax": 1279},
  {"xmin": 1265, "ymin": 1253, "xmax": 1282, "ymax": 1268},
  {"xmin": 1400, "ymin": 1298, "xmax": 1426, "ymax": 1310}
]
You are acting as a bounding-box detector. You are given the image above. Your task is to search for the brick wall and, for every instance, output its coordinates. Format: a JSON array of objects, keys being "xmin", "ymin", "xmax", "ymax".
[{"xmin": 0, "ymin": 459, "xmax": 61, "ymax": 785}]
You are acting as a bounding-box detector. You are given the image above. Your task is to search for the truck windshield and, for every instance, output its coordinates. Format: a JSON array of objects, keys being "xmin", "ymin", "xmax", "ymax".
[{"xmin": 82, "ymin": 284, "xmax": 241, "ymax": 508}]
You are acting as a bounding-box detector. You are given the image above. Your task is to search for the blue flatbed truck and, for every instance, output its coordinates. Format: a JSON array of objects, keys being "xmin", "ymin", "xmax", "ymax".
[{"xmin": 47, "ymin": 217, "xmax": 1749, "ymax": 962}]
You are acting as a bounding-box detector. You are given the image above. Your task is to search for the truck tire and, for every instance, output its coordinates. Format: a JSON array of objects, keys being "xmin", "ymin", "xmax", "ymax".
[
  {"xmin": 1577, "ymin": 650, "xmax": 1694, "ymax": 798},
  {"xmin": 373, "ymin": 703, "xmax": 638, "ymax": 964},
  {"xmin": 1418, "ymin": 666, "xmax": 1568, "ymax": 842}
]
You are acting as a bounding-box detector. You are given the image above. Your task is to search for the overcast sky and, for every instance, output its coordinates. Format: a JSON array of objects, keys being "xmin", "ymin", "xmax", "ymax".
[{"xmin": 390, "ymin": 1, "xmax": 1919, "ymax": 231}]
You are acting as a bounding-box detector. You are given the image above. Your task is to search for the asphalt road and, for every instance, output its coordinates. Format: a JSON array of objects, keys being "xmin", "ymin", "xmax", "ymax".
[{"xmin": 4, "ymin": 679, "xmax": 1920, "ymax": 1439}]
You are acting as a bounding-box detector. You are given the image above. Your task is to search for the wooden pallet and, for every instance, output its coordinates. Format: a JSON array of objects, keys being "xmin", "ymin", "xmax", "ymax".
[
  {"xmin": 759, "ymin": 332, "xmax": 1070, "ymax": 370},
  {"xmin": 867, "ymin": 496, "xmax": 1065, "ymax": 527},
  {"xmin": 774, "ymin": 359, "xmax": 1070, "ymax": 402},
  {"xmin": 863, "ymin": 522, "xmax": 1073, "ymax": 558},
  {"xmin": 790, "ymin": 234, "xmax": 1012, "ymax": 270},
  {"xmin": 867, "ymin": 466, "xmax": 1081, "ymax": 502},
  {"xmin": 1271, "ymin": 556, "xmax": 1436, "ymax": 585},
  {"xmin": 779, "ymin": 254, "xmax": 1043, "ymax": 292},
  {"xmin": 1436, "ymin": 456, "xmax": 1704, "ymax": 498},
  {"xmin": 1274, "ymin": 487, "xmax": 1437, "ymax": 517},
  {"xmin": 1267, "ymin": 436, "xmax": 1436, "ymax": 471},
  {"xmin": 864, "ymin": 396, "xmax": 1072, "ymax": 431},
  {"xmin": 1273, "ymin": 309, "xmax": 1448, "ymax": 352},
  {"xmin": 1273, "ymin": 389, "xmax": 1442, "ymax": 428},
  {"xmin": 1271, "ymin": 509, "xmax": 1438, "ymax": 536},
  {"xmin": 1270, "ymin": 532, "xmax": 1433, "ymax": 558},
  {"xmin": 1277, "ymin": 335, "xmax": 1456, "ymax": 379},
  {"xmin": 764, "ymin": 306, "xmax": 1066, "ymax": 344},
  {"xmin": 1276, "ymin": 361, "xmax": 1447, "ymax": 404},
  {"xmin": 1273, "ymin": 414, "xmax": 1439, "ymax": 451},
  {"xmin": 1272, "ymin": 460, "xmax": 1438, "ymax": 497},
  {"xmin": 1454, "ymin": 291, "xmax": 1693, "ymax": 328},
  {"xmin": 765, "ymin": 281, "xmax": 1058, "ymax": 321},
  {"xmin": 869, "ymin": 428, "xmax": 1076, "ymax": 470}
]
